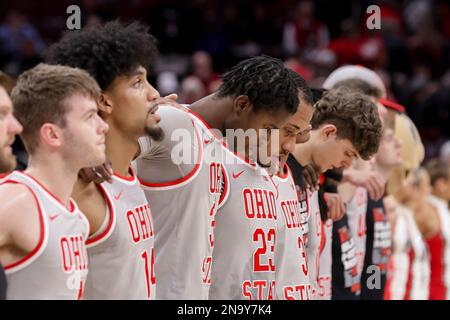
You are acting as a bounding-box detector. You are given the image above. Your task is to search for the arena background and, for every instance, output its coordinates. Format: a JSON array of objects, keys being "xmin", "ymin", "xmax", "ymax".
[{"xmin": 1, "ymin": 0, "xmax": 449, "ymax": 169}]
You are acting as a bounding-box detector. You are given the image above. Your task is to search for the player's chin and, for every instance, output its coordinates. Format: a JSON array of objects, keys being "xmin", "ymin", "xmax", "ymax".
[
  {"xmin": 145, "ymin": 125, "xmax": 165, "ymax": 141},
  {"xmin": 0, "ymin": 154, "xmax": 16, "ymax": 172}
]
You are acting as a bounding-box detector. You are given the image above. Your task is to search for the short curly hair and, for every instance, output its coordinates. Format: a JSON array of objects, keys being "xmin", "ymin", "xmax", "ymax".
[
  {"xmin": 311, "ymin": 87, "xmax": 382, "ymax": 160},
  {"xmin": 44, "ymin": 20, "xmax": 158, "ymax": 90},
  {"xmin": 217, "ymin": 55, "xmax": 299, "ymax": 114}
]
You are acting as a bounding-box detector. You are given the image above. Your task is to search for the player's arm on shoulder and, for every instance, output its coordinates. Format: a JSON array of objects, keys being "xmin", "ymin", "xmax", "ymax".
[
  {"xmin": 0, "ymin": 183, "xmax": 40, "ymax": 251},
  {"xmin": 72, "ymin": 179, "xmax": 107, "ymax": 237}
]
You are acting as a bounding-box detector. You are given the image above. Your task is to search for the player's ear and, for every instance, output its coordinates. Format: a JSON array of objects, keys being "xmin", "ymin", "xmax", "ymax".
[
  {"xmin": 232, "ymin": 95, "xmax": 251, "ymax": 115},
  {"xmin": 322, "ymin": 124, "xmax": 337, "ymax": 139},
  {"xmin": 98, "ymin": 93, "xmax": 113, "ymax": 116},
  {"xmin": 40, "ymin": 123, "xmax": 63, "ymax": 149}
]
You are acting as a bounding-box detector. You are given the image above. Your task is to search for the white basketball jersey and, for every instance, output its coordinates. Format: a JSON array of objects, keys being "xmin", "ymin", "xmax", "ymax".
[
  {"xmin": 385, "ymin": 211, "xmax": 409, "ymax": 300},
  {"xmin": 83, "ymin": 168, "xmax": 155, "ymax": 300},
  {"xmin": 135, "ymin": 106, "xmax": 224, "ymax": 299},
  {"xmin": 305, "ymin": 189, "xmax": 322, "ymax": 300},
  {"xmin": 1, "ymin": 171, "xmax": 89, "ymax": 300},
  {"xmin": 209, "ymin": 151, "xmax": 277, "ymax": 300},
  {"xmin": 273, "ymin": 166, "xmax": 311, "ymax": 300},
  {"xmin": 346, "ymin": 187, "xmax": 368, "ymax": 275},
  {"xmin": 427, "ymin": 195, "xmax": 450, "ymax": 299},
  {"xmin": 403, "ymin": 205, "xmax": 430, "ymax": 300},
  {"xmin": 317, "ymin": 219, "xmax": 333, "ymax": 300}
]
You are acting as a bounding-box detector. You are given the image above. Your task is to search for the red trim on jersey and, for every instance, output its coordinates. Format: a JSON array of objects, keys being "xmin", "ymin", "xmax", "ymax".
[
  {"xmin": 113, "ymin": 166, "xmax": 136, "ymax": 182},
  {"xmin": 384, "ymin": 256, "xmax": 394, "ymax": 300},
  {"xmin": 139, "ymin": 119, "xmax": 203, "ymax": 188},
  {"xmin": 218, "ymin": 164, "xmax": 229, "ymax": 207},
  {"xmin": 404, "ymin": 247, "xmax": 415, "ymax": 300},
  {"xmin": 0, "ymin": 173, "xmax": 9, "ymax": 179},
  {"xmin": 1, "ymin": 180, "xmax": 46, "ymax": 271},
  {"xmin": 85, "ymin": 183, "xmax": 115, "ymax": 246},
  {"xmin": 187, "ymin": 107, "xmax": 256, "ymax": 167},
  {"xmin": 19, "ymin": 171, "xmax": 76, "ymax": 213},
  {"xmin": 275, "ymin": 164, "xmax": 289, "ymax": 180},
  {"xmin": 319, "ymin": 220, "xmax": 326, "ymax": 255},
  {"xmin": 426, "ymin": 232, "xmax": 446, "ymax": 300}
]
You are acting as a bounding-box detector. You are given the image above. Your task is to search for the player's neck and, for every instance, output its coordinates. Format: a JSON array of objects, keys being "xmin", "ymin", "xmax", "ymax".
[
  {"xmin": 291, "ymin": 142, "xmax": 312, "ymax": 167},
  {"xmin": 105, "ymin": 126, "xmax": 137, "ymax": 177},
  {"xmin": 372, "ymin": 161, "xmax": 392, "ymax": 181},
  {"xmin": 189, "ymin": 93, "xmax": 231, "ymax": 135},
  {"xmin": 25, "ymin": 155, "xmax": 78, "ymax": 209}
]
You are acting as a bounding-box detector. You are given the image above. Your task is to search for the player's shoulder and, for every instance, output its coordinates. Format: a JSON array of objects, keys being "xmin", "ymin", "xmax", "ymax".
[{"xmin": 0, "ymin": 182, "xmax": 39, "ymax": 218}]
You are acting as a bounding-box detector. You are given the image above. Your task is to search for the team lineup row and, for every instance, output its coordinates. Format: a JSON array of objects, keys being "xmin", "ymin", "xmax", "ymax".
[{"xmin": 0, "ymin": 20, "xmax": 448, "ymax": 300}]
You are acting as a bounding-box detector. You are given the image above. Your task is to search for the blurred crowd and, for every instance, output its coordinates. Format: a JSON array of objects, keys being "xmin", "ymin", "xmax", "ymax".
[{"xmin": 0, "ymin": 0, "xmax": 449, "ymax": 163}]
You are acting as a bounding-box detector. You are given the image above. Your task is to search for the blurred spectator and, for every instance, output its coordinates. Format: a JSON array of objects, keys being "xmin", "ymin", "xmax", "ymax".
[
  {"xmin": 0, "ymin": 10, "xmax": 45, "ymax": 75},
  {"xmin": 178, "ymin": 76, "xmax": 206, "ymax": 105},
  {"xmin": 282, "ymin": 1, "xmax": 330, "ymax": 56},
  {"xmin": 328, "ymin": 18, "xmax": 385, "ymax": 69},
  {"xmin": 189, "ymin": 51, "xmax": 220, "ymax": 95}
]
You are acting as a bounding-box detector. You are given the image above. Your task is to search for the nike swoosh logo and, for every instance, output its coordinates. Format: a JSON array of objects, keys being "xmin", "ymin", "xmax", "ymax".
[
  {"xmin": 49, "ymin": 213, "xmax": 61, "ymax": 221},
  {"xmin": 232, "ymin": 170, "xmax": 245, "ymax": 179},
  {"xmin": 114, "ymin": 190, "xmax": 124, "ymax": 201}
]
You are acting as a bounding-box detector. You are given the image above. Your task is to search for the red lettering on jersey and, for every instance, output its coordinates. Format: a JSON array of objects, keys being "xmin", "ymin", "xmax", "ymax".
[
  {"xmin": 60, "ymin": 236, "xmax": 88, "ymax": 272},
  {"xmin": 243, "ymin": 188, "xmax": 277, "ymax": 221},
  {"xmin": 338, "ymin": 227, "xmax": 350, "ymax": 243},
  {"xmin": 202, "ymin": 256, "xmax": 213, "ymax": 285},
  {"xmin": 281, "ymin": 199, "xmax": 302, "ymax": 229},
  {"xmin": 209, "ymin": 162, "xmax": 222, "ymax": 194},
  {"xmin": 127, "ymin": 204, "xmax": 154, "ymax": 244},
  {"xmin": 242, "ymin": 281, "xmax": 252, "ymax": 300},
  {"xmin": 242, "ymin": 280, "xmax": 276, "ymax": 300},
  {"xmin": 284, "ymin": 285, "xmax": 311, "ymax": 300},
  {"xmin": 243, "ymin": 189, "xmax": 255, "ymax": 219},
  {"xmin": 254, "ymin": 189, "xmax": 266, "ymax": 219},
  {"xmin": 373, "ymin": 208, "xmax": 385, "ymax": 222}
]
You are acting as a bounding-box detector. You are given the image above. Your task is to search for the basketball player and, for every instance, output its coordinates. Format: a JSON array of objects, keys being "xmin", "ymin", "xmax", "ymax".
[
  {"xmin": 382, "ymin": 110, "xmax": 428, "ymax": 300},
  {"xmin": 425, "ymin": 159, "xmax": 450, "ymax": 299},
  {"xmin": 0, "ymin": 64, "xmax": 108, "ymax": 299},
  {"xmin": 384, "ymin": 189, "xmax": 429, "ymax": 300},
  {"xmin": 134, "ymin": 56, "xmax": 299, "ymax": 299},
  {"xmin": 288, "ymin": 88, "xmax": 383, "ymax": 299},
  {"xmin": 426, "ymin": 158, "xmax": 450, "ymax": 209},
  {"xmin": 45, "ymin": 21, "xmax": 164, "ymax": 299},
  {"xmin": 360, "ymin": 125, "xmax": 402, "ymax": 299},
  {"xmin": 200, "ymin": 57, "xmax": 300, "ymax": 300},
  {"xmin": 272, "ymin": 71, "xmax": 314, "ymax": 300},
  {"xmin": 0, "ymin": 82, "xmax": 23, "ymax": 300}
]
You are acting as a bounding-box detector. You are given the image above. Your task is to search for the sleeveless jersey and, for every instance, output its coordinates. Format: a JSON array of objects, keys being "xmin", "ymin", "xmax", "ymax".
[
  {"xmin": 273, "ymin": 165, "xmax": 311, "ymax": 300},
  {"xmin": 209, "ymin": 150, "xmax": 277, "ymax": 300},
  {"xmin": 83, "ymin": 168, "xmax": 155, "ymax": 300},
  {"xmin": 384, "ymin": 211, "xmax": 409, "ymax": 300},
  {"xmin": 136, "ymin": 106, "xmax": 224, "ymax": 299},
  {"xmin": 1, "ymin": 171, "xmax": 89, "ymax": 300},
  {"xmin": 426, "ymin": 195, "xmax": 450, "ymax": 300},
  {"xmin": 318, "ymin": 219, "xmax": 333, "ymax": 300},
  {"xmin": 346, "ymin": 187, "xmax": 367, "ymax": 276},
  {"xmin": 305, "ymin": 190, "xmax": 322, "ymax": 300},
  {"xmin": 405, "ymin": 205, "xmax": 430, "ymax": 300}
]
